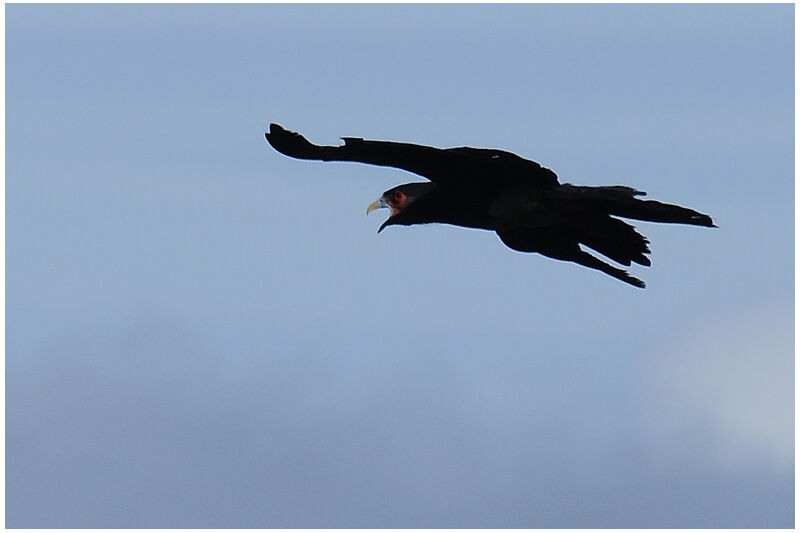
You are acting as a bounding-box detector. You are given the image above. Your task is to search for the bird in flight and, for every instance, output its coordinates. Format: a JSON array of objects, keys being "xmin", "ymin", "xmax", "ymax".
[{"xmin": 265, "ymin": 123, "xmax": 714, "ymax": 288}]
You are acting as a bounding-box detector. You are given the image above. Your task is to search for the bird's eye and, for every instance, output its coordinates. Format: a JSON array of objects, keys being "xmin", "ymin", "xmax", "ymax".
[{"xmin": 393, "ymin": 191, "xmax": 404, "ymax": 202}]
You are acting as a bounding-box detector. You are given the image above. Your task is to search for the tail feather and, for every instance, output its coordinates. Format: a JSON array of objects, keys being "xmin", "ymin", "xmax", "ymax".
[
  {"xmin": 550, "ymin": 184, "xmax": 716, "ymax": 227},
  {"xmin": 610, "ymin": 198, "xmax": 716, "ymax": 227}
]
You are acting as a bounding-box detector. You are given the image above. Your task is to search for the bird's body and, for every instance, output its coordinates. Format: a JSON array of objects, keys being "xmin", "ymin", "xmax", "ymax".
[{"xmin": 265, "ymin": 123, "xmax": 714, "ymax": 288}]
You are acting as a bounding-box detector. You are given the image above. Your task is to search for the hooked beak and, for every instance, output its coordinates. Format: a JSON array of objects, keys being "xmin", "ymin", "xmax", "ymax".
[
  {"xmin": 366, "ymin": 197, "xmax": 387, "ymax": 215},
  {"xmin": 367, "ymin": 197, "xmax": 393, "ymax": 233}
]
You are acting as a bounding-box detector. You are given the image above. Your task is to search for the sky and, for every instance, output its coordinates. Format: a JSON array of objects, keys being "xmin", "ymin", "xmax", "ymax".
[{"xmin": 5, "ymin": 3, "xmax": 794, "ymax": 528}]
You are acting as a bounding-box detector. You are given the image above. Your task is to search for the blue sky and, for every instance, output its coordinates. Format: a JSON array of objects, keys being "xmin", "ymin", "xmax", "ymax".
[{"xmin": 6, "ymin": 4, "xmax": 794, "ymax": 528}]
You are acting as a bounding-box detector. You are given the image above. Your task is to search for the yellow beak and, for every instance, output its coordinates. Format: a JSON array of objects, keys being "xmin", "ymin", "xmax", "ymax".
[{"xmin": 366, "ymin": 198, "xmax": 386, "ymax": 215}]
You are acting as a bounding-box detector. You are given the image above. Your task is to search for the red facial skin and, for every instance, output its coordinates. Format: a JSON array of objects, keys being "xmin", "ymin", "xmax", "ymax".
[{"xmin": 385, "ymin": 190, "xmax": 408, "ymax": 216}]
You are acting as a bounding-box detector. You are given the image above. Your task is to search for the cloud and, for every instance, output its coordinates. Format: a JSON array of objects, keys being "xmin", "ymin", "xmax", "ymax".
[
  {"xmin": 7, "ymin": 308, "xmax": 794, "ymax": 528},
  {"xmin": 641, "ymin": 297, "xmax": 793, "ymax": 472}
]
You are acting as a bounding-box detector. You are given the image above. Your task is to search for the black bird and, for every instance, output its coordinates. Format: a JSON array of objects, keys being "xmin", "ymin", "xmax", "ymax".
[{"xmin": 265, "ymin": 123, "xmax": 714, "ymax": 288}]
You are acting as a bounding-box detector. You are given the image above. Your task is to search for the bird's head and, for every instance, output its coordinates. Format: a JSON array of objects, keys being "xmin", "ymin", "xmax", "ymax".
[{"xmin": 366, "ymin": 182, "xmax": 435, "ymax": 233}]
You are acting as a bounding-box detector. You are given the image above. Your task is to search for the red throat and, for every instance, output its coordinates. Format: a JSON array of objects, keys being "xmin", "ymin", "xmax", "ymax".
[{"xmin": 386, "ymin": 190, "xmax": 408, "ymax": 216}]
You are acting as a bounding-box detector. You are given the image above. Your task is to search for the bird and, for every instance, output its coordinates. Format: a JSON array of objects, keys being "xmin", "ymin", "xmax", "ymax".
[{"xmin": 264, "ymin": 123, "xmax": 714, "ymax": 288}]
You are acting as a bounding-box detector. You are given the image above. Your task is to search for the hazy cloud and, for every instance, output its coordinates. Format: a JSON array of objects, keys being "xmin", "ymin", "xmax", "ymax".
[{"xmin": 642, "ymin": 298, "xmax": 793, "ymax": 472}]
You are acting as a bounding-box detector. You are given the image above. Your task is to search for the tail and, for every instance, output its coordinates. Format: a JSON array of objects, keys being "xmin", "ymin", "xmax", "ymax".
[{"xmin": 549, "ymin": 184, "xmax": 716, "ymax": 227}]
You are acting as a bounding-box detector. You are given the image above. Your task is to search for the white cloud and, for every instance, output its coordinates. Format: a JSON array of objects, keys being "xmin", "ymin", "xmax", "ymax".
[{"xmin": 641, "ymin": 298, "xmax": 793, "ymax": 472}]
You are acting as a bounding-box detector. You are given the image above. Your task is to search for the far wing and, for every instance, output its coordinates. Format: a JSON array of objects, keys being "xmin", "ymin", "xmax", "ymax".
[
  {"xmin": 496, "ymin": 228, "xmax": 646, "ymax": 288},
  {"xmin": 265, "ymin": 123, "xmax": 559, "ymax": 189}
]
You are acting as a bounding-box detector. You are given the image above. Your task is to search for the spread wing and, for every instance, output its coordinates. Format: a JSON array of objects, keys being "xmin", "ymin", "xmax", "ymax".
[
  {"xmin": 265, "ymin": 123, "xmax": 559, "ymax": 189},
  {"xmin": 497, "ymin": 227, "xmax": 647, "ymax": 288}
]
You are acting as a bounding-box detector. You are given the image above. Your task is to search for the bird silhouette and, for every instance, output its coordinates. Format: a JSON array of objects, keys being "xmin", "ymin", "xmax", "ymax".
[{"xmin": 265, "ymin": 123, "xmax": 715, "ymax": 288}]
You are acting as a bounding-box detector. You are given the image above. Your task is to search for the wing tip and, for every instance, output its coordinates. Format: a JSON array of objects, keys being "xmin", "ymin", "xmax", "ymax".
[
  {"xmin": 264, "ymin": 123, "xmax": 323, "ymax": 160},
  {"xmin": 265, "ymin": 122, "xmax": 285, "ymax": 138},
  {"xmin": 629, "ymin": 276, "xmax": 646, "ymax": 289}
]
